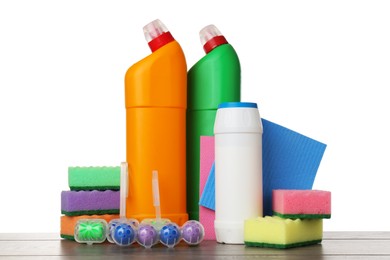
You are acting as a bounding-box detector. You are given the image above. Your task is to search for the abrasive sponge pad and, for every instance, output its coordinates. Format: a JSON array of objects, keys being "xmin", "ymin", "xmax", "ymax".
[
  {"xmin": 273, "ymin": 189, "xmax": 331, "ymax": 219},
  {"xmin": 61, "ymin": 190, "xmax": 120, "ymax": 216},
  {"xmin": 60, "ymin": 214, "xmax": 119, "ymax": 240},
  {"xmin": 244, "ymin": 216, "xmax": 322, "ymax": 249},
  {"xmin": 68, "ymin": 166, "xmax": 120, "ymax": 191}
]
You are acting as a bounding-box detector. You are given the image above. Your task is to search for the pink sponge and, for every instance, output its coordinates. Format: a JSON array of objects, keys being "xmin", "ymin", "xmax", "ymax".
[{"xmin": 272, "ymin": 190, "xmax": 331, "ymax": 219}]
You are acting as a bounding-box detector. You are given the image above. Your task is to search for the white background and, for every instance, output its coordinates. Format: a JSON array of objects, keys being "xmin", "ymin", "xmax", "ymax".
[{"xmin": 1, "ymin": 0, "xmax": 389, "ymax": 233}]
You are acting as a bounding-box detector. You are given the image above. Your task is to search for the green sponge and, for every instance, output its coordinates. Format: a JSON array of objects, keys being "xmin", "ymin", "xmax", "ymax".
[
  {"xmin": 245, "ymin": 239, "xmax": 322, "ymax": 249},
  {"xmin": 68, "ymin": 166, "xmax": 120, "ymax": 191}
]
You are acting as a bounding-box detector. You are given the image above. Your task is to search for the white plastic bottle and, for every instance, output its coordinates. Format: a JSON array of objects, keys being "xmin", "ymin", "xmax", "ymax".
[{"xmin": 214, "ymin": 102, "xmax": 263, "ymax": 244}]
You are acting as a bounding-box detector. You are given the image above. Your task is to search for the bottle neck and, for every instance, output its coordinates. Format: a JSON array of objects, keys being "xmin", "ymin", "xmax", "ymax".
[
  {"xmin": 148, "ymin": 32, "xmax": 175, "ymax": 52},
  {"xmin": 203, "ymin": 35, "xmax": 228, "ymax": 54}
]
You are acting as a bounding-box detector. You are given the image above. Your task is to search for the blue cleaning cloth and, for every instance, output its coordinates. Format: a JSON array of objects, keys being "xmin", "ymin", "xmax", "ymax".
[
  {"xmin": 199, "ymin": 118, "xmax": 327, "ymax": 216},
  {"xmin": 200, "ymin": 162, "xmax": 216, "ymax": 210}
]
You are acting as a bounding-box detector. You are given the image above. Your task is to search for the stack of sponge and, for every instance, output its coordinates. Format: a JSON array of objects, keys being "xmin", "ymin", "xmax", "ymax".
[
  {"xmin": 244, "ymin": 189, "xmax": 331, "ymax": 249},
  {"xmin": 60, "ymin": 167, "xmax": 121, "ymax": 240}
]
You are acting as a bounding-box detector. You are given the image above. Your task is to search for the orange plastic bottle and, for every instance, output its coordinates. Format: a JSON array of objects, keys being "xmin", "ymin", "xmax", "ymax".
[{"xmin": 124, "ymin": 19, "xmax": 188, "ymax": 225}]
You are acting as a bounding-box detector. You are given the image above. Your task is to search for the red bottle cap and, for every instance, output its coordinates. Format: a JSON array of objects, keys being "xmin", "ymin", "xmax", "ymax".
[
  {"xmin": 143, "ymin": 19, "xmax": 175, "ymax": 52},
  {"xmin": 199, "ymin": 25, "xmax": 228, "ymax": 54},
  {"xmin": 148, "ymin": 32, "xmax": 174, "ymax": 52}
]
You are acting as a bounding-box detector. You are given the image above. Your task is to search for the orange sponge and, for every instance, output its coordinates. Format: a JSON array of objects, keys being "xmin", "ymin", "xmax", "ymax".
[{"xmin": 60, "ymin": 214, "xmax": 119, "ymax": 240}]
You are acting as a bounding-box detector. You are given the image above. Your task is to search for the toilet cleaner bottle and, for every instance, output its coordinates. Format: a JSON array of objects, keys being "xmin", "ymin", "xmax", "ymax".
[
  {"xmin": 187, "ymin": 25, "xmax": 241, "ymax": 220},
  {"xmin": 125, "ymin": 19, "xmax": 188, "ymax": 225}
]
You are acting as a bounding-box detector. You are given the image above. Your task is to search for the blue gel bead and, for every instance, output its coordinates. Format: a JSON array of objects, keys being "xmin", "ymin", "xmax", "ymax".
[
  {"xmin": 107, "ymin": 220, "xmax": 120, "ymax": 243},
  {"xmin": 113, "ymin": 223, "xmax": 136, "ymax": 246},
  {"xmin": 159, "ymin": 223, "xmax": 181, "ymax": 248}
]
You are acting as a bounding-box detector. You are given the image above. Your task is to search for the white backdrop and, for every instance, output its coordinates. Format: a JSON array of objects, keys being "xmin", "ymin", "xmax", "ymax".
[{"xmin": 1, "ymin": 0, "xmax": 389, "ymax": 232}]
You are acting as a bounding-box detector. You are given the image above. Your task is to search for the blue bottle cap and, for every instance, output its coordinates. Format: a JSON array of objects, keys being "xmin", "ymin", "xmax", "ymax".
[{"xmin": 218, "ymin": 102, "xmax": 258, "ymax": 109}]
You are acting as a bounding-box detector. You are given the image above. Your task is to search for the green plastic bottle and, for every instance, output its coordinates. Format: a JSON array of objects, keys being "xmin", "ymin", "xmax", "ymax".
[{"xmin": 187, "ymin": 25, "xmax": 241, "ymax": 220}]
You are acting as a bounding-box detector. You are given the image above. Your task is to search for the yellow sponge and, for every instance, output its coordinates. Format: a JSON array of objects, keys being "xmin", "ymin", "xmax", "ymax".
[{"xmin": 244, "ymin": 216, "xmax": 322, "ymax": 248}]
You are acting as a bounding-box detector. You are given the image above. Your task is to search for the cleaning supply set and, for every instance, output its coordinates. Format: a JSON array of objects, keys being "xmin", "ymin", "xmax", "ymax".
[
  {"xmin": 73, "ymin": 163, "xmax": 205, "ymax": 247},
  {"xmin": 75, "ymin": 218, "xmax": 204, "ymax": 247},
  {"xmin": 60, "ymin": 167, "xmax": 120, "ymax": 240},
  {"xmin": 62, "ymin": 18, "xmax": 330, "ymax": 250},
  {"xmin": 244, "ymin": 189, "xmax": 331, "ymax": 248},
  {"xmin": 197, "ymin": 120, "xmax": 327, "ymax": 240}
]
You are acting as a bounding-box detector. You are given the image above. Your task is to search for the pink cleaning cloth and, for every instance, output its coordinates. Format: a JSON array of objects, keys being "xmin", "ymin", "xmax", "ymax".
[{"xmin": 199, "ymin": 136, "xmax": 216, "ymax": 240}]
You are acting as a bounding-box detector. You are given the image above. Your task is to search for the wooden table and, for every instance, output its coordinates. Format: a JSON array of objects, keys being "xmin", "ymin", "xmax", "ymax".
[{"xmin": 1, "ymin": 232, "xmax": 389, "ymax": 259}]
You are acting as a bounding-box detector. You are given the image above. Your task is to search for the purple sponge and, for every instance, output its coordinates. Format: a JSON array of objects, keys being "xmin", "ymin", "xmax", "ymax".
[{"xmin": 61, "ymin": 190, "xmax": 120, "ymax": 216}]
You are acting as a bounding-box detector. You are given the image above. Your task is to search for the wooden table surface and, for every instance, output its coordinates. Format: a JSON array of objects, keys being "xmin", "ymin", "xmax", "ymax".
[{"xmin": 1, "ymin": 232, "xmax": 389, "ymax": 259}]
